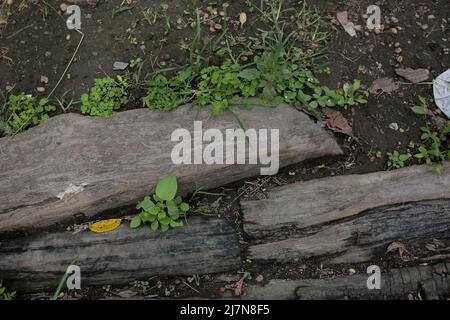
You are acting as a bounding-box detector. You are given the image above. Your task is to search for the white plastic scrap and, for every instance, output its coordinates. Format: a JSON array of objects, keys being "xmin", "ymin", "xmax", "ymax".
[
  {"xmin": 57, "ymin": 183, "xmax": 88, "ymax": 200},
  {"xmin": 433, "ymin": 69, "xmax": 450, "ymax": 118}
]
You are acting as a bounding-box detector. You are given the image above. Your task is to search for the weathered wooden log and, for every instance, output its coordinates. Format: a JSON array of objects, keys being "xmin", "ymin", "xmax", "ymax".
[
  {"xmin": 242, "ymin": 164, "xmax": 450, "ymax": 264},
  {"xmin": 245, "ymin": 263, "xmax": 450, "ymax": 300},
  {"xmin": 0, "ymin": 105, "xmax": 342, "ymax": 235},
  {"xmin": 0, "ymin": 217, "xmax": 241, "ymax": 292}
]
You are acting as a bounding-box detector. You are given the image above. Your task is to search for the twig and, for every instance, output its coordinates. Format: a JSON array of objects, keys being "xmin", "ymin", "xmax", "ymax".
[
  {"xmin": 182, "ymin": 280, "xmax": 200, "ymax": 294},
  {"xmin": 5, "ymin": 23, "xmax": 33, "ymax": 39},
  {"xmin": 47, "ymin": 29, "xmax": 84, "ymax": 99}
]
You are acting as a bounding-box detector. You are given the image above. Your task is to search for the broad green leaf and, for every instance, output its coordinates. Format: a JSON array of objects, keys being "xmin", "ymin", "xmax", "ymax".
[
  {"xmin": 238, "ymin": 68, "xmax": 260, "ymax": 80},
  {"xmin": 411, "ymin": 106, "xmax": 426, "ymax": 115},
  {"xmin": 399, "ymin": 154, "xmax": 410, "ymax": 161},
  {"xmin": 155, "ymin": 175, "xmax": 178, "ymax": 201}
]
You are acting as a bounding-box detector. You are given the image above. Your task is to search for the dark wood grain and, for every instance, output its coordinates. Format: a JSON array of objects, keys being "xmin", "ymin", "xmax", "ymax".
[{"xmin": 0, "ymin": 217, "xmax": 241, "ymax": 292}]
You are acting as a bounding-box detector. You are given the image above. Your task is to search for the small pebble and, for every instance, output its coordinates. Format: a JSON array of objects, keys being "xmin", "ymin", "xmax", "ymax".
[
  {"xmin": 66, "ymin": 34, "xmax": 71, "ymax": 40},
  {"xmin": 255, "ymin": 275, "xmax": 264, "ymax": 283},
  {"xmin": 396, "ymin": 56, "xmax": 404, "ymax": 63},
  {"xmin": 36, "ymin": 87, "xmax": 45, "ymax": 93},
  {"xmin": 421, "ymin": 24, "xmax": 429, "ymax": 30},
  {"xmin": 390, "ymin": 27, "xmax": 398, "ymax": 34},
  {"xmin": 394, "ymin": 42, "xmax": 400, "ymax": 48},
  {"xmin": 45, "ymin": 51, "xmax": 52, "ymax": 57},
  {"xmin": 427, "ymin": 15, "xmax": 436, "ymax": 20},
  {"xmin": 394, "ymin": 47, "xmax": 403, "ymax": 54},
  {"xmin": 60, "ymin": 3, "xmax": 67, "ymax": 12}
]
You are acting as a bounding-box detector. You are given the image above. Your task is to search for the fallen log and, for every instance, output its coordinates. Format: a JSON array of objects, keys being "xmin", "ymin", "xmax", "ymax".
[
  {"xmin": 0, "ymin": 217, "xmax": 241, "ymax": 292},
  {"xmin": 0, "ymin": 105, "xmax": 342, "ymax": 235},
  {"xmin": 242, "ymin": 164, "xmax": 450, "ymax": 264},
  {"xmin": 244, "ymin": 263, "xmax": 450, "ymax": 300}
]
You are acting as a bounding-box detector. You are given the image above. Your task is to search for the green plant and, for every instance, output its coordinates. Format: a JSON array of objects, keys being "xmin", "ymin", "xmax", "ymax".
[
  {"xmin": 189, "ymin": 274, "xmax": 201, "ymax": 287},
  {"xmin": 411, "ymin": 96, "xmax": 428, "ymax": 115},
  {"xmin": 130, "ymin": 175, "xmax": 189, "ymax": 232},
  {"xmin": 1, "ymin": 93, "xmax": 56, "ymax": 135},
  {"xmin": 143, "ymin": 4, "xmax": 170, "ymax": 31},
  {"xmin": 144, "ymin": 68, "xmax": 195, "ymax": 110},
  {"xmin": 130, "ymin": 57, "xmax": 143, "ymax": 69},
  {"xmin": 387, "ymin": 151, "xmax": 411, "ymax": 169},
  {"xmin": 414, "ymin": 126, "xmax": 450, "ymax": 175},
  {"xmin": 134, "ymin": 280, "xmax": 149, "ymax": 293},
  {"xmin": 142, "ymin": 1, "xmax": 368, "ymax": 116},
  {"xmin": 112, "ymin": 5, "xmax": 134, "ymax": 18},
  {"xmin": 81, "ymin": 76, "xmax": 129, "ymax": 116},
  {"xmin": 130, "ymin": 37, "xmax": 138, "ymax": 45},
  {"xmin": 0, "ymin": 280, "xmax": 16, "ymax": 300}
]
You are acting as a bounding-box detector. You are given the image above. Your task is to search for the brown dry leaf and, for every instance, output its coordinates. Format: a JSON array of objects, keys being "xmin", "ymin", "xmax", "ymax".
[
  {"xmin": 234, "ymin": 277, "xmax": 245, "ymax": 297},
  {"xmin": 370, "ymin": 77, "xmax": 400, "ymax": 94},
  {"xmin": 239, "ymin": 12, "xmax": 247, "ymax": 28},
  {"xmin": 323, "ymin": 108, "xmax": 354, "ymax": 137},
  {"xmin": 336, "ymin": 11, "xmax": 349, "ymax": 26},
  {"xmin": 395, "ymin": 67, "xmax": 430, "ymax": 83},
  {"xmin": 386, "ymin": 241, "xmax": 406, "ymax": 257}
]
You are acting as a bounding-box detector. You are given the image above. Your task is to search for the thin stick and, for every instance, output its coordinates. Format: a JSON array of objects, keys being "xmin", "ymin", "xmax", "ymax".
[
  {"xmin": 5, "ymin": 23, "xmax": 33, "ymax": 39},
  {"xmin": 47, "ymin": 29, "xmax": 85, "ymax": 99}
]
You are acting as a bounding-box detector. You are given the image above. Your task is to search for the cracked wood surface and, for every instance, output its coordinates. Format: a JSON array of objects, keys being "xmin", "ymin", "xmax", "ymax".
[{"xmin": 243, "ymin": 164, "xmax": 450, "ymax": 264}]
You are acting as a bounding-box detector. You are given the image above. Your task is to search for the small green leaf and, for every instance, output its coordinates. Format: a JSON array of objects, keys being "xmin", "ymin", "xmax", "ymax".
[
  {"xmin": 151, "ymin": 221, "xmax": 159, "ymax": 231},
  {"xmin": 136, "ymin": 196, "xmax": 155, "ymax": 211},
  {"xmin": 130, "ymin": 216, "xmax": 142, "ymax": 228},
  {"xmin": 180, "ymin": 203, "xmax": 190, "ymax": 212}
]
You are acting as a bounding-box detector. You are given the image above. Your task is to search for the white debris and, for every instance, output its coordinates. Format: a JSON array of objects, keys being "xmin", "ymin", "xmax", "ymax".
[
  {"xmin": 57, "ymin": 183, "xmax": 88, "ymax": 200},
  {"xmin": 433, "ymin": 69, "xmax": 450, "ymax": 118}
]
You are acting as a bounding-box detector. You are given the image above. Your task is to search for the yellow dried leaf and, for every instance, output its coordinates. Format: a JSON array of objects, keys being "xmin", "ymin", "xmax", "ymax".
[
  {"xmin": 239, "ymin": 12, "xmax": 247, "ymax": 28},
  {"xmin": 89, "ymin": 219, "xmax": 122, "ymax": 233}
]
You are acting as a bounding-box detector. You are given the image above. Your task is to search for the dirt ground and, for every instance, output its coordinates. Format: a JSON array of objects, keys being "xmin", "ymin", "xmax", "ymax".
[{"xmin": 1, "ymin": 0, "xmax": 449, "ymax": 300}]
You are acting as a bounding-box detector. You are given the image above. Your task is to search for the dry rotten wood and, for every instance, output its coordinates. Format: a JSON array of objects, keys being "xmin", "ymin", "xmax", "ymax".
[
  {"xmin": 243, "ymin": 163, "xmax": 450, "ymax": 234},
  {"xmin": 245, "ymin": 263, "xmax": 450, "ymax": 300},
  {"xmin": 0, "ymin": 105, "xmax": 342, "ymax": 234},
  {"xmin": 0, "ymin": 217, "xmax": 240, "ymax": 292},
  {"xmin": 243, "ymin": 164, "xmax": 450, "ymax": 263}
]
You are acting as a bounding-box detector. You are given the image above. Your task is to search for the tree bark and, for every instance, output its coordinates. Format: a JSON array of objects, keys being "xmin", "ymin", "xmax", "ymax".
[
  {"xmin": 0, "ymin": 105, "xmax": 342, "ymax": 235},
  {"xmin": 0, "ymin": 217, "xmax": 241, "ymax": 292}
]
